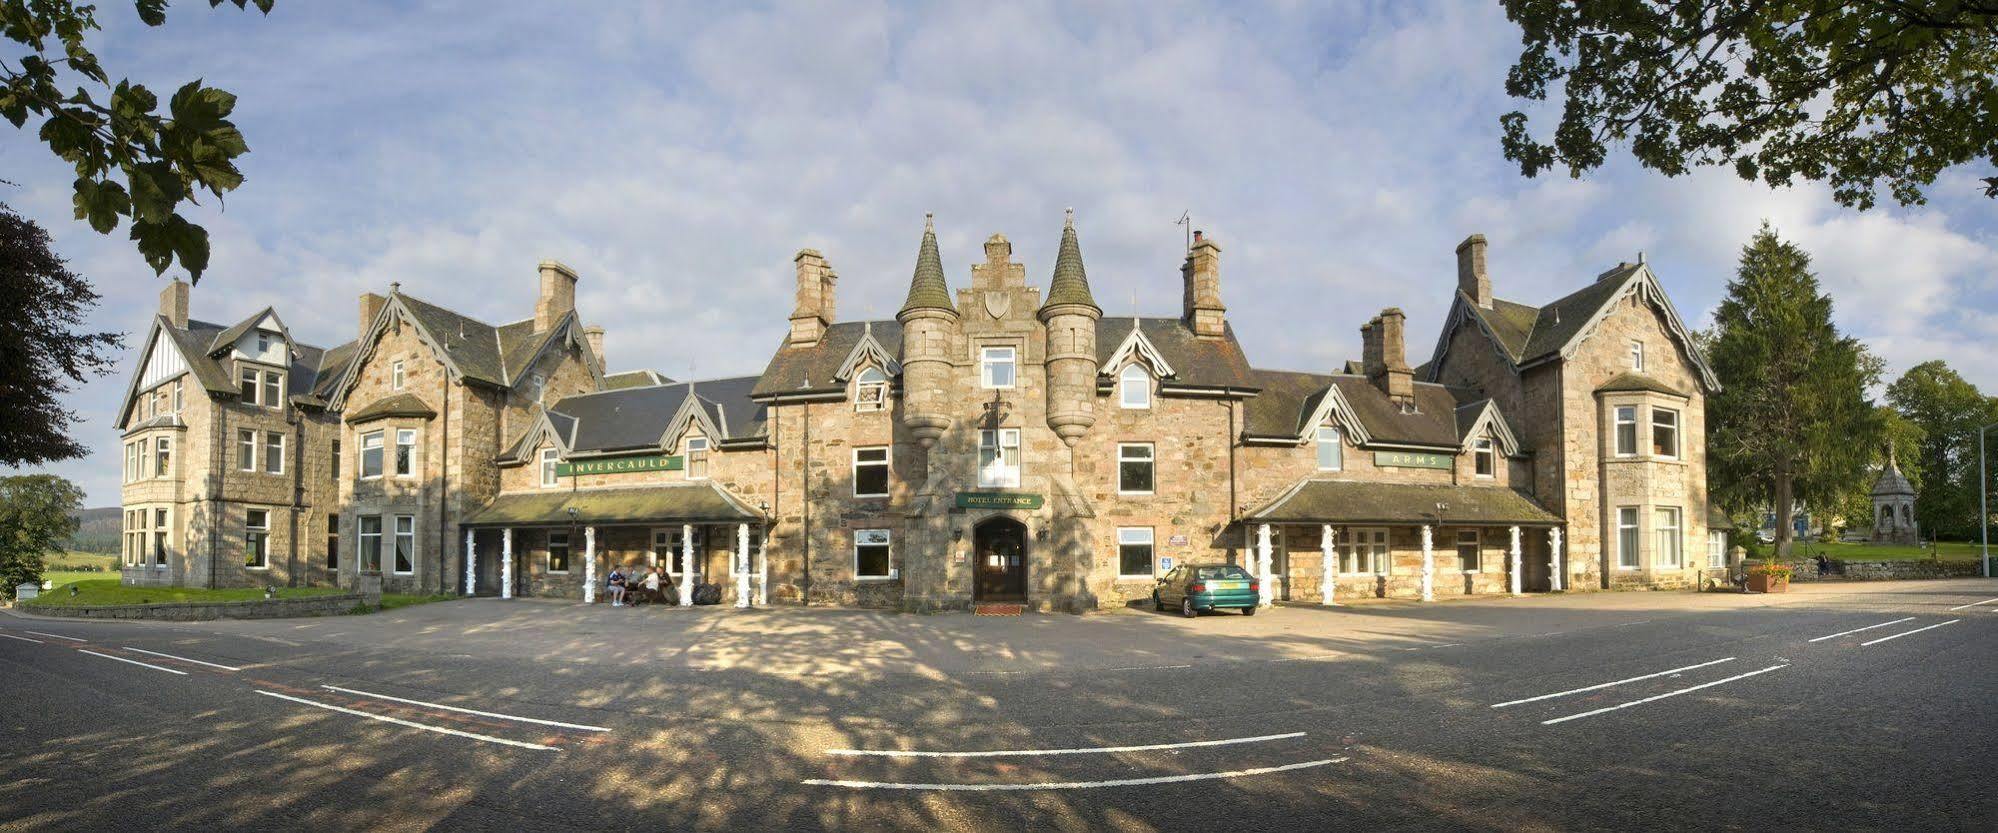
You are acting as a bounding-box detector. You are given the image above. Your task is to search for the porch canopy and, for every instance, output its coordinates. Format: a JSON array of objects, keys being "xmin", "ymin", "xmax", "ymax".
[
  {"xmin": 1247, "ymin": 479, "xmax": 1561, "ymax": 526},
  {"xmin": 460, "ymin": 482, "xmax": 763, "ymax": 528}
]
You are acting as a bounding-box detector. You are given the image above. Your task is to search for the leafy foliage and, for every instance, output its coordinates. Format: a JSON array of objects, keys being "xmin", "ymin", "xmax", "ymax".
[
  {"xmin": 1500, "ymin": 1, "xmax": 1998, "ymax": 208},
  {"xmin": 0, "ymin": 204, "xmax": 123, "ymax": 466},
  {"xmin": 0, "ymin": 474, "xmax": 86, "ymax": 593},
  {"xmin": 1, "ymin": 1, "xmax": 273, "ymax": 282},
  {"xmin": 1706, "ymin": 224, "xmax": 1880, "ymax": 559},
  {"xmin": 1886, "ymin": 360, "xmax": 1998, "ymax": 540}
]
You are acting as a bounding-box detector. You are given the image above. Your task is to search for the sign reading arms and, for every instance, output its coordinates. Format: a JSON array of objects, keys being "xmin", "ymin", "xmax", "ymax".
[
  {"xmin": 556, "ymin": 454, "xmax": 683, "ymax": 477},
  {"xmin": 1373, "ymin": 451, "xmax": 1453, "ymax": 470}
]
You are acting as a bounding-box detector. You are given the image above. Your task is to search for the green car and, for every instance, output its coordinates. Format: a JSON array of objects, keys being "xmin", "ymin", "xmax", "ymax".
[{"xmin": 1152, "ymin": 564, "xmax": 1261, "ymax": 617}]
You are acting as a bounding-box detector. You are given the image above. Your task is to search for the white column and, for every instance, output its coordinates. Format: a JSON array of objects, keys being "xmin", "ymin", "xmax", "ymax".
[
  {"xmin": 1509, "ymin": 525, "xmax": 1523, "ymax": 597},
  {"xmin": 583, "ymin": 526, "xmax": 597, "ymax": 605},
  {"xmin": 1319, "ymin": 525, "xmax": 1338, "ymax": 606},
  {"xmin": 463, "ymin": 528, "xmax": 476, "ymax": 596},
  {"xmin": 1420, "ymin": 525, "xmax": 1435, "ymax": 602},
  {"xmin": 679, "ymin": 523, "xmax": 694, "ymax": 606},
  {"xmin": 756, "ymin": 527, "xmax": 769, "ymax": 605},
  {"xmin": 1548, "ymin": 527, "xmax": 1565, "ymax": 592},
  {"xmin": 1256, "ymin": 523, "xmax": 1274, "ymax": 607},
  {"xmin": 735, "ymin": 523, "xmax": 751, "ymax": 609},
  {"xmin": 500, "ymin": 528, "xmax": 513, "ymax": 600}
]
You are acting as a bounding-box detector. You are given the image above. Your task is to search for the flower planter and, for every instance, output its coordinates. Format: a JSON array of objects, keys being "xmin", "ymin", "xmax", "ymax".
[{"xmin": 1746, "ymin": 573, "xmax": 1790, "ymax": 593}]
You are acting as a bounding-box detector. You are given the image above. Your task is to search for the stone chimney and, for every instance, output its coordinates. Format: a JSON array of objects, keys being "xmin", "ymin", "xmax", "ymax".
[
  {"xmin": 535, "ymin": 260, "xmax": 579, "ymax": 332},
  {"xmin": 583, "ymin": 325, "xmax": 606, "ymax": 369},
  {"xmin": 1362, "ymin": 308, "xmax": 1415, "ymax": 403},
  {"xmin": 359, "ymin": 292, "xmax": 387, "ymax": 338},
  {"xmin": 789, "ymin": 248, "xmax": 833, "ymax": 346},
  {"xmin": 1181, "ymin": 230, "xmax": 1226, "ymax": 338},
  {"xmin": 1456, "ymin": 234, "xmax": 1491, "ymax": 309},
  {"xmin": 159, "ymin": 278, "xmax": 189, "ymax": 328}
]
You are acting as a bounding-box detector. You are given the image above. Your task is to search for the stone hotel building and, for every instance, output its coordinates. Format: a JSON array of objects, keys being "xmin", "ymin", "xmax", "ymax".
[{"xmin": 115, "ymin": 213, "xmax": 1727, "ymax": 611}]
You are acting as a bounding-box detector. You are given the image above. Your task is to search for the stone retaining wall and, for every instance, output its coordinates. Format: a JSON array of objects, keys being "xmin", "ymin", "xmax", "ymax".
[
  {"xmin": 24, "ymin": 593, "xmax": 364, "ymax": 621},
  {"xmin": 1779, "ymin": 560, "xmax": 1980, "ymax": 583}
]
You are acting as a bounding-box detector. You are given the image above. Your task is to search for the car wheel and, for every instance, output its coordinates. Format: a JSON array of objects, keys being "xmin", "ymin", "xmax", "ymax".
[
  {"xmin": 1242, "ymin": 604, "xmax": 1258, "ymax": 616},
  {"xmin": 1153, "ymin": 592, "xmax": 1165, "ymax": 612},
  {"xmin": 1181, "ymin": 597, "xmax": 1197, "ymax": 618}
]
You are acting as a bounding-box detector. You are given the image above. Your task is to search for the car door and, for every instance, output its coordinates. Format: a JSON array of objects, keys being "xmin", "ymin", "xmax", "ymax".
[{"xmin": 1159, "ymin": 566, "xmax": 1185, "ymax": 603}]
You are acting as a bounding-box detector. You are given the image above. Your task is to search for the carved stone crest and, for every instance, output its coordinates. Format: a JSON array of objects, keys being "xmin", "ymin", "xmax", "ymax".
[{"xmin": 982, "ymin": 291, "xmax": 1011, "ymax": 320}]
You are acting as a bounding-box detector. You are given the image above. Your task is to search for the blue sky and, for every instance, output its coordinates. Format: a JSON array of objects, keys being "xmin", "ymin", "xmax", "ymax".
[{"xmin": 5, "ymin": 1, "xmax": 1995, "ymax": 506}]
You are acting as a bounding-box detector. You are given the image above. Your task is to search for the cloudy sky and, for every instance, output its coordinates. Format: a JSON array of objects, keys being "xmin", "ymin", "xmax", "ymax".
[{"xmin": 5, "ymin": 1, "xmax": 1995, "ymax": 506}]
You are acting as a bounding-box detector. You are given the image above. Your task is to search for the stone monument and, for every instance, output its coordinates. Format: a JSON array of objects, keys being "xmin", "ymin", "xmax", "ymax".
[{"xmin": 1869, "ymin": 443, "xmax": 1919, "ymax": 545}]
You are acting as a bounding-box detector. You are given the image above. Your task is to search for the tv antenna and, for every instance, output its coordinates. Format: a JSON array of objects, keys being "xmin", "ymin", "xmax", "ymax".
[{"xmin": 1175, "ymin": 211, "xmax": 1191, "ymax": 251}]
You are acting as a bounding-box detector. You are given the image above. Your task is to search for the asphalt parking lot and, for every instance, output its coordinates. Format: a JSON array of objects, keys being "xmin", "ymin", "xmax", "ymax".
[{"xmin": 2, "ymin": 580, "xmax": 1994, "ymax": 831}]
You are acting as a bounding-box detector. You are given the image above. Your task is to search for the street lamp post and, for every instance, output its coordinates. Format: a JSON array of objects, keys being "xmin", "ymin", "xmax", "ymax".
[{"xmin": 1981, "ymin": 423, "xmax": 1996, "ymax": 579}]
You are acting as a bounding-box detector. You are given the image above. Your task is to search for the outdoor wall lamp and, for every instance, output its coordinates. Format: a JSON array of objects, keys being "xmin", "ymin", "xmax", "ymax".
[{"xmin": 952, "ymin": 529, "xmax": 963, "ymax": 542}]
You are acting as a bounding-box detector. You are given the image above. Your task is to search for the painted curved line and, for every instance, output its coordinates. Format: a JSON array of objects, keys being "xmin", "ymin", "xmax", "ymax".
[
  {"xmin": 825, "ymin": 731, "xmax": 1305, "ymax": 758},
  {"xmin": 804, "ymin": 757, "xmax": 1346, "ymax": 791}
]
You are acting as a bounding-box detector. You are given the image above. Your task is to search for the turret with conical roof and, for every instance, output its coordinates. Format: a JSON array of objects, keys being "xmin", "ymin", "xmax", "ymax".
[
  {"xmin": 896, "ymin": 214, "xmax": 959, "ymax": 447},
  {"xmin": 1039, "ymin": 209, "xmax": 1102, "ymax": 446}
]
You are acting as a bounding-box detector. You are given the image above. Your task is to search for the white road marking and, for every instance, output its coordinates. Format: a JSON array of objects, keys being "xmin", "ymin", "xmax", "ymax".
[
  {"xmin": 1860, "ymin": 619, "xmax": 1959, "ymax": 647},
  {"xmin": 1541, "ymin": 664, "xmax": 1788, "ymax": 725},
  {"xmin": 256, "ymin": 691, "xmax": 560, "ymax": 751},
  {"xmin": 826, "ymin": 731, "xmax": 1306, "ymax": 759},
  {"xmin": 0, "ymin": 633, "xmax": 45, "ymax": 644},
  {"xmin": 25, "ymin": 631, "xmax": 85, "ymax": 642},
  {"xmin": 803, "ymin": 757, "xmax": 1346, "ymax": 791},
  {"xmin": 1945, "ymin": 598, "xmax": 1998, "ymax": 612},
  {"xmin": 78, "ymin": 650, "xmax": 188, "ymax": 676},
  {"xmin": 320, "ymin": 685, "xmax": 609, "ymax": 732},
  {"xmin": 1489, "ymin": 658, "xmax": 1737, "ymax": 708},
  {"xmin": 1807, "ymin": 617, "xmax": 1916, "ymax": 643},
  {"xmin": 121, "ymin": 647, "xmax": 242, "ymax": 671}
]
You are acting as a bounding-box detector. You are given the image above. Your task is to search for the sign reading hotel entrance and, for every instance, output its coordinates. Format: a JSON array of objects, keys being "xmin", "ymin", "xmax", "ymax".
[
  {"xmin": 955, "ymin": 491, "xmax": 1045, "ymax": 510},
  {"xmin": 1374, "ymin": 450, "xmax": 1453, "ymax": 470},
  {"xmin": 556, "ymin": 454, "xmax": 683, "ymax": 477}
]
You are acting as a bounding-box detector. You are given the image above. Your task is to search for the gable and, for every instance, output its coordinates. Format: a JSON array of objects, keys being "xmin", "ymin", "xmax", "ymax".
[{"xmin": 138, "ymin": 327, "xmax": 190, "ymax": 390}]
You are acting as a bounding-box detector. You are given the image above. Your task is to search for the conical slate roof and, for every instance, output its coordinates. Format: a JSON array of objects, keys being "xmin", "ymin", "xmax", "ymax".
[
  {"xmin": 1042, "ymin": 209, "xmax": 1100, "ymax": 311},
  {"xmin": 1871, "ymin": 450, "xmax": 1916, "ymax": 497},
  {"xmin": 898, "ymin": 214, "xmax": 955, "ymax": 316}
]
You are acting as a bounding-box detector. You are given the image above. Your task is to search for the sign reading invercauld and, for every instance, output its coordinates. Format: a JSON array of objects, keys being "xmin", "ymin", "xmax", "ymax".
[{"xmin": 556, "ymin": 454, "xmax": 683, "ymax": 477}]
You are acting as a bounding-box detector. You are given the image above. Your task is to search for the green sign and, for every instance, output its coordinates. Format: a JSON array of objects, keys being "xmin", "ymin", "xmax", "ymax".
[
  {"xmin": 557, "ymin": 454, "xmax": 683, "ymax": 477},
  {"xmin": 1374, "ymin": 450, "xmax": 1453, "ymax": 470},
  {"xmin": 955, "ymin": 491, "xmax": 1045, "ymax": 510}
]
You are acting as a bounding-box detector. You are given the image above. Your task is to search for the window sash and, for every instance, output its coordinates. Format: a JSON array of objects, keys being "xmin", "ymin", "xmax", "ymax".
[
  {"xmin": 238, "ymin": 430, "xmax": 257, "ymax": 471},
  {"xmin": 1316, "ymin": 426, "xmax": 1343, "ymax": 470},
  {"xmin": 1117, "ymin": 527, "xmax": 1155, "ymax": 577},
  {"xmin": 1473, "ymin": 438, "xmax": 1494, "ymax": 477},
  {"xmin": 358, "ymin": 516, "xmax": 383, "ymax": 573},
  {"xmin": 155, "ymin": 437, "xmax": 171, "ymax": 477},
  {"xmin": 264, "ymin": 432, "xmax": 284, "ymax": 475},
  {"xmin": 853, "ymin": 447, "xmax": 890, "ymax": 497},
  {"xmin": 977, "ymin": 429, "xmax": 1021, "ymax": 487},
  {"xmin": 539, "ymin": 448, "xmax": 559, "ymax": 487},
  {"xmin": 240, "ymin": 368, "xmax": 258, "ymax": 402},
  {"xmin": 391, "ymin": 361, "xmax": 404, "ymax": 390},
  {"xmin": 1651, "ymin": 409, "xmax": 1679, "ymax": 458},
  {"xmin": 261, "ymin": 371, "xmax": 280, "ymax": 409},
  {"xmin": 326, "ymin": 514, "xmax": 340, "ymax": 569},
  {"xmin": 1630, "ymin": 340, "xmax": 1644, "ymax": 371},
  {"xmin": 392, "ymin": 515, "xmax": 415, "ymax": 574},
  {"xmin": 394, "ymin": 429, "xmax": 416, "ymax": 477},
  {"xmin": 547, "ymin": 532, "xmax": 571, "ymax": 573},
  {"xmin": 245, "ymin": 509, "xmax": 269, "ymax": 569},
  {"xmin": 1654, "ymin": 508, "xmax": 1682, "ymax": 567},
  {"xmin": 1455, "ymin": 530, "xmax": 1480, "ymax": 571},
  {"xmin": 360, "ymin": 432, "xmax": 384, "ymax": 478},
  {"xmin": 1617, "ymin": 508, "xmax": 1641, "ymax": 568},
  {"xmin": 1119, "ymin": 365, "xmax": 1150, "ymax": 408},
  {"xmin": 855, "ymin": 529, "xmax": 892, "ymax": 578},
  {"xmin": 1340, "ymin": 527, "xmax": 1390, "ymax": 575},
  {"xmin": 1614, "ymin": 407, "xmax": 1638, "ymax": 456},
  {"xmin": 1117, "ymin": 443, "xmax": 1154, "ymax": 494},
  {"xmin": 685, "ymin": 437, "xmax": 709, "ymax": 479},
  {"xmin": 980, "ymin": 347, "xmax": 1016, "ymax": 389}
]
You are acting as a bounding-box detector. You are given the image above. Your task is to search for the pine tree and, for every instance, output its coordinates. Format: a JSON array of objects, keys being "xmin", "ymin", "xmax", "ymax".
[{"xmin": 1707, "ymin": 224, "xmax": 1880, "ymax": 559}]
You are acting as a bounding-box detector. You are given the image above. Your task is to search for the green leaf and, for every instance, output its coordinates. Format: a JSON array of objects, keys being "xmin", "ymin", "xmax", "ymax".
[
  {"xmin": 126, "ymin": 160, "xmax": 185, "ymax": 224},
  {"xmin": 71, "ymin": 178, "xmax": 131, "ymax": 233},
  {"xmin": 137, "ymin": 1, "xmax": 170, "ymax": 26}
]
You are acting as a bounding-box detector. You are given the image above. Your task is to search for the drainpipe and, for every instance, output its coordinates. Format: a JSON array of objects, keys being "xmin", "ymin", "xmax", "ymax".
[
  {"xmin": 437, "ymin": 373, "xmax": 451, "ymax": 595},
  {"xmin": 287, "ymin": 401, "xmax": 303, "ymax": 587},
  {"xmin": 801, "ymin": 398, "xmax": 812, "ymax": 606},
  {"xmin": 209, "ymin": 397, "xmax": 226, "ymax": 590}
]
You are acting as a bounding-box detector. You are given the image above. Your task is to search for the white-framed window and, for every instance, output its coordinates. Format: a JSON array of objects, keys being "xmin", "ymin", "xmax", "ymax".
[
  {"xmin": 1629, "ymin": 340, "xmax": 1645, "ymax": 371},
  {"xmin": 684, "ymin": 436, "xmax": 709, "ymax": 480},
  {"xmin": 391, "ymin": 360, "xmax": 405, "ymax": 390},
  {"xmin": 392, "ymin": 515, "xmax": 415, "ymax": 574},
  {"xmin": 854, "ymin": 528, "xmax": 893, "ymax": 579},
  {"xmin": 331, "ymin": 439, "xmax": 341, "ymax": 480},
  {"xmin": 152, "ymin": 507, "xmax": 168, "ymax": 566},
  {"xmin": 262, "ymin": 369, "xmax": 281, "ymax": 409},
  {"xmin": 359, "ymin": 431, "xmax": 384, "ymax": 479},
  {"xmin": 853, "ymin": 446, "xmax": 890, "ymax": 497},
  {"xmin": 1654, "ymin": 506, "xmax": 1682, "ymax": 568},
  {"xmin": 854, "ymin": 367, "xmax": 887, "ymax": 412},
  {"xmin": 651, "ymin": 527, "xmax": 703, "ymax": 575},
  {"xmin": 172, "ymin": 379, "xmax": 183, "ymax": 412},
  {"xmin": 237, "ymin": 429, "xmax": 257, "ymax": 471},
  {"xmin": 245, "ymin": 508, "xmax": 270, "ymax": 569},
  {"xmin": 264, "ymin": 432, "xmax": 284, "ymax": 475},
  {"xmin": 1117, "ymin": 443, "xmax": 1154, "ymax": 494},
  {"xmin": 1316, "ymin": 425, "xmax": 1343, "ymax": 471},
  {"xmin": 122, "ymin": 442, "xmax": 135, "ymax": 483},
  {"xmin": 1617, "ymin": 507, "xmax": 1640, "ymax": 569},
  {"xmin": 1455, "ymin": 529, "xmax": 1481, "ymax": 571},
  {"xmin": 979, "ymin": 346, "xmax": 1016, "ymax": 389},
  {"xmin": 1651, "ymin": 407, "xmax": 1680, "ymax": 459},
  {"xmin": 1473, "ymin": 437, "xmax": 1495, "ymax": 478},
  {"xmin": 394, "ymin": 429, "xmax": 416, "ymax": 477},
  {"xmin": 154, "ymin": 436, "xmax": 171, "ymax": 478},
  {"xmin": 358, "ymin": 515, "xmax": 383, "ymax": 573},
  {"xmin": 1614, "ymin": 406, "xmax": 1638, "ymax": 457},
  {"xmin": 539, "ymin": 448, "xmax": 560, "ymax": 488},
  {"xmin": 239, "ymin": 367, "xmax": 258, "ymax": 402},
  {"xmin": 1118, "ymin": 364, "xmax": 1151, "ymax": 409},
  {"xmin": 1117, "ymin": 527, "xmax": 1156, "ymax": 578},
  {"xmin": 547, "ymin": 531, "xmax": 570, "ymax": 573},
  {"xmin": 257, "ymin": 332, "xmax": 272, "ymax": 354},
  {"xmin": 1707, "ymin": 529, "xmax": 1727, "ymax": 569},
  {"xmin": 1342, "ymin": 527, "xmax": 1389, "ymax": 575},
  {"xmin": 977, "ymin": 428, "xmax": 1021, "ymax": 487}
]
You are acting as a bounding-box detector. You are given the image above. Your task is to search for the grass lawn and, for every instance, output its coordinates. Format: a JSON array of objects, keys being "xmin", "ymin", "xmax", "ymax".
[
  {"xmin": 1791, "ymin": 540, "xmax": 1989, "ymax": 562},
  {"xmin": 23, "ymin": 579, "xmax": 347, "ymax": 608}
]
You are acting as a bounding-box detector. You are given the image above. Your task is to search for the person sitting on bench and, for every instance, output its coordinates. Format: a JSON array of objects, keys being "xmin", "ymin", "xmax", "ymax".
[
  {"xmin": 607, "ymin": 566, "xmax": 628, "ymax": 607},
  {"xmin": 636, "ymin": 565, "xmax": 663, "ymax": 605}
]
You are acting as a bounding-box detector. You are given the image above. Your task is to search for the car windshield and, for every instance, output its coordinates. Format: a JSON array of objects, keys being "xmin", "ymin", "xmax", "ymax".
[{"xmin": 1195, "ymin": 566, "xmax": 1251, "ymax": 580}]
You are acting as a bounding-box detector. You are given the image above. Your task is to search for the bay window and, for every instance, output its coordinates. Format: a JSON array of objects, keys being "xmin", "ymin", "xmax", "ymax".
[
  {"xmin": 1614, "ymin": 406, "xmax": 1638, "ymax": 456},
  {"xmin": 360, "ymin": 431, "xmax": 383, "ymax": 479},
  {"xmin": 394, "ymin": 429, "xmax": 416, "ymax": 477},
  {"xmin": 393, "ymin": 515, "xmax": 415, "ymax": 574},
  {"xmin": 1652, "ymin": 407, "xmax": 1680, "ymax": 458},
  {"xmin": 1654, "ymin": 507, "xmax": 1682, "ymax": 568},
  {"xmin": 1617, "ymin": 507, "xmax": 1640, "ymax": 569},
  {"xmin": 358, "ymin": 516, "xmax": 382, "ymax": 572}
]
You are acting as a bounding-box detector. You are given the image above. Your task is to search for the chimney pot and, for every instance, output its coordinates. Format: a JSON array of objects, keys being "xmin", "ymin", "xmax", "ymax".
[
  {"xmin": 159, "ymin": 279, "xmax": 190, "ymax": 329},
  {"xmin": 535, "ymin": 260, "xmax": 580, "ymax": 332},
  {"xmin": 1456, "ymin": 234, "xmax": 1491, "ymax": 309}
]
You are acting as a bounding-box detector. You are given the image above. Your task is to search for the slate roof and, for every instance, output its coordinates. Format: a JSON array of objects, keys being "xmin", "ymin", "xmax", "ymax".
[
  {"xmin": 1042, "ymin": 214, "xmax": 1099, "ymax": 310},
  {"xmin": 1241, "ymin": 368, "xmax": 1484, "ymax": 448},
  {"xmin": 604, "ymin": 370, "xmax": 672, "ymax": 390},
  {"xmin": 460, "ymin": 484, "xmax": 762, "ymax": 527},
  {"xmin": 393, "ymin": 294, "xmax": 514, "ymax": 388},
  {"xmin": 128, "ymin": 314, "xmax": 353, "ymax": 425},
  {"xmin": 1871, "ymin": 459, "xmax": 1916, "ymax": 497},
  {"xmin": 1707, "ymin": 503, "xmax": 1735, "ymax": 530},
  {"xmin": 1248, "ymin": 479, "xmax": 1561, "ymax": 525},
  {"xmin": 1457, "ymin": 264, "xmax": 1642, "ymax": 365},
  {"xmin": 1097, "ymin": 317, "xmax": 1256, "ymax": 390},
  {"xmin": 536, "ymin": 375, "xmax": 768, "ymax": 456},
  {"xmin": 1595, "ymin": 371, "xmax": 1691, "ymax": 398},
  {"xmin": 345, "ymin": 393, "xmax": 438, "ymax": 424},
  {"xmin": 899, "ymin": 218, "xmax": 955, "ymax": 315},
  {"xmin": 752, "ymin": 320, "xmax": 904, "ymax": 398}
]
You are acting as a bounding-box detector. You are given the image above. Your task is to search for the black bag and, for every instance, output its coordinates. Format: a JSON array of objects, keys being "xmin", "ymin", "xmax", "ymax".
[{"xmin": 692, "ymin": 582, "xmax": 722, "ymax": 605}]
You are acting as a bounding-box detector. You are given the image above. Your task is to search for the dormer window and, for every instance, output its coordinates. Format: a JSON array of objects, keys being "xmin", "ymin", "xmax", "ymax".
[
  {"xmin": 539, "ymin": 448, "xmax": 560, "ymax": 488},
  {"xmin": 684, "ymin": 436, "xmax": 709, "ymax": 480},
  {"xmin": 1473, "ymin": 437, "xmax": 1495, "ymax": 478},
  {"xmin": 239, "ymin": 367, "xmax": 283, "ymax": 408},
  {"xmin": 1316, "ymin": 425, "xmax": 1343, "ymax": 471},
  {"xmin": 980, "ymin": 346, "xmax": 1016, "ymax": 389},
  {"xmin": 1118, "ymin": 364, "xmax": 1151, "ymax": 409},
  {"xmin": 391, "ymin": 360, "xmax": 405, "ymax": 391},
  {"xmin": 1630, "ymin": 340, "xmax": 1645, "ymax": 371},
  {"xmin": 854, "ymin": 367, "xmax": 887, "ymax": 412}
]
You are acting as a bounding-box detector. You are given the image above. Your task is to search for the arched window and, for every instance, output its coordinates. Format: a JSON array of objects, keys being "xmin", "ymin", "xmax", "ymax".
[
  {"xmin": 1119, "ymin": 364, "xmax": 1151, "ymax": 409},
  {"xmin": 1901, "ymin": 504, "xmax": 1912, "ymax": 524},
  {"xmin": 854, "ymin": 367, "xmax": 887, "ymax": 412},
  {"xmin": 1880, "ymin": 505, "xmax": 1892, "ymax": 527}
]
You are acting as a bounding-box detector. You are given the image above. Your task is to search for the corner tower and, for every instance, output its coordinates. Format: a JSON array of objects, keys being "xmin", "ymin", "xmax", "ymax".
[
  {"xmin": 896, "ymin": 214, "xmax": 958, "ymax": 447},
  {"xmin": 1038, "ymin": 209, "xmax": 1101, "ymax": 446}
]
